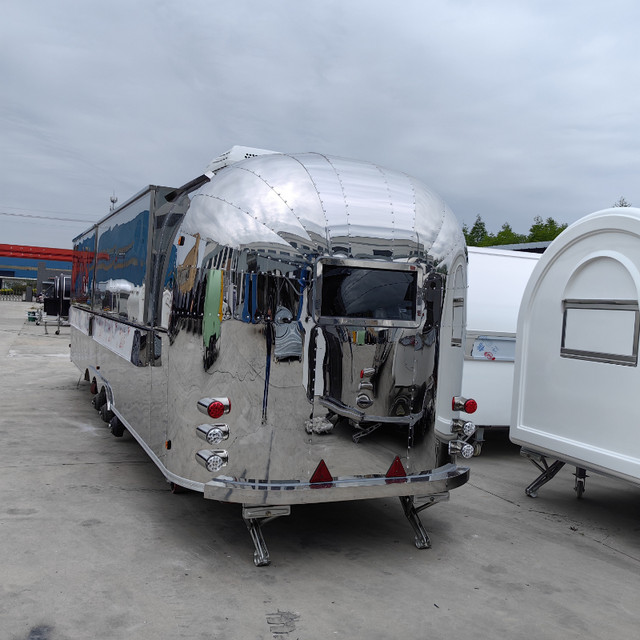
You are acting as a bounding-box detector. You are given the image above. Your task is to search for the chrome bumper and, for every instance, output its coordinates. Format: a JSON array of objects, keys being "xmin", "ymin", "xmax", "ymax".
[{"xmin": 204, "ymin": 462, "xmax": 469, "ymax": 505}]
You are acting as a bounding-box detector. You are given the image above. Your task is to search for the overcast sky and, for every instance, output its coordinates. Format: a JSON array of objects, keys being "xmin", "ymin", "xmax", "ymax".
[{"xmin": 1, "ymin": 0, "xmax": 639, "ymax": 248}]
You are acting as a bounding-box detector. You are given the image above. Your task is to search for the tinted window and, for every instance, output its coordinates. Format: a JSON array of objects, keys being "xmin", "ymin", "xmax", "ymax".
[
  {"xmin": 72, "ymin": 228, "xmax": 96, "ymax": 306},
  {"xmin": 94, "ymin": 205, "xmax": 150, "ymax": 321},
  {"xmin": 321, "ymin": 265, "xmax": 417, "ymax": 321}
]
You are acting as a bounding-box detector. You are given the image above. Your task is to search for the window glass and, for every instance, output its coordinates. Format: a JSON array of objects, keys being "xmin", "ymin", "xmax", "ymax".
[
  {"xmin": 320, "ymin": 265, "xmax": 417, "ymax": 321},
  {"xmin": 71, "ymin": 228, "xmax": 96, "ymax": 306},
  {"xmin": 94, "ymin": 204, "xmax": 149, "ymax": 321}
]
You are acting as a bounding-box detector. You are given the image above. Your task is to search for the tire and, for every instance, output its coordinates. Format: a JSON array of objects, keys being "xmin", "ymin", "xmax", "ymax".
[
  {"xmin": 91, "ymin": 388, "xmax": 106, "ymax": 411},
  {"xmin": 109, "ymin": 416, "xmax": 125, "ymax": 438},
  {"xmin": 99, "ymin": 403, "xmax": 114, "ymax": 423}
]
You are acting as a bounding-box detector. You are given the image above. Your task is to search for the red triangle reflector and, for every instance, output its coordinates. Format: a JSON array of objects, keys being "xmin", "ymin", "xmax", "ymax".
[
  {"xmin": 310, "ymin": 459, "xmax": 333, "ymax": 487},
  {"xmin": 386, "ymin": 456, "xmax": 407, "ymax": 481}
]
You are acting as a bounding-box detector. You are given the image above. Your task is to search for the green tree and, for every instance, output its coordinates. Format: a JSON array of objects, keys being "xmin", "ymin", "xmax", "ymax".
[
  {"xmin": 613, "ymin": 196, "xmax": 631, "ymax": 207},
  {"xmin": 463, "ymin": 215, "xmax": 495, "ymax": 246},
  {"xmin": 526, "ymin": 216, "xmax": 568, "ymax": 243},
  {"xmin": 493, "ymin": 222, "xmax": 527, "ymax": 246},
  {"xmin": 464, "ymin": 214, "xmax": 568, "ymax": 246}
]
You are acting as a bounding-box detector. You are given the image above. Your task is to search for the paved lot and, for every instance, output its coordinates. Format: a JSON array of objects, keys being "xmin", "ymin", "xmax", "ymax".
[{"xmin": 1, "ymin": 301, "xmax": 639, "ymax": 640}]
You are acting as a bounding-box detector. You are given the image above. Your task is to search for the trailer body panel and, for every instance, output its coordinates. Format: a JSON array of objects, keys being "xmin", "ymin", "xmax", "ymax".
[
  {"xmin": 511, "ymin": 207, "xmax": 640, "ymax": 486},
  {"xmin": 462, "ymin": 247, "xmax": 539, "ymax": 428},
  {"xmin": 70, "ymin": 150, "xmax": 474, "ymax": 515}
]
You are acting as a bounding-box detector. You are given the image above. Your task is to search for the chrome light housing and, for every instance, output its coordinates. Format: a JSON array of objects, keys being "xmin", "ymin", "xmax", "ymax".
[
  {"xmin": 451, "ymin": 418, "xmax": 476, "ymax": 438},
  {"xmin": 196, "ymin": 424, "xmax": 230, "ymax": 445},
  {"xmin": 196, "ymin": 449, "xmax": 229, "ymax": 473},
  {"xmin": 448, "ymin": 440, "xmax": 475, "ymax": 459}
]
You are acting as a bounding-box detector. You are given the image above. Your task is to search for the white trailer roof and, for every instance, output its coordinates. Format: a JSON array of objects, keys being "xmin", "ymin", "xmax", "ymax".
[{"xmin": 467, "ymin": 246, "xmax": 540, "ymax": 335}]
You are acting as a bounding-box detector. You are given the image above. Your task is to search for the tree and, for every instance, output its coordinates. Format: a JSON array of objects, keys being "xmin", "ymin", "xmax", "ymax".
[
  {"xmin": 463, "ymin": 215, "xmax": 495, "ymax": 246},
  {"xmin": 493, "ymin": 222, "xmax": 527, "ymax": 246},
  {"xmin": 613, "ymin": 196, "xmax": 631, "ymax": 207},
  {"xmin": 464, "ymin": 215, "xmax": 568, "ymax": 246},
  {"xmin": 526, "ymin": 216, "xmax": 568, "ymax": 243}
]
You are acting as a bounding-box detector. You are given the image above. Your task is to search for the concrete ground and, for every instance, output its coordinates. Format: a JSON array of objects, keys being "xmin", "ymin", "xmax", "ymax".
[{"xmin": 1, "ymin": 301, "xmax": 639, "ymax": 640}]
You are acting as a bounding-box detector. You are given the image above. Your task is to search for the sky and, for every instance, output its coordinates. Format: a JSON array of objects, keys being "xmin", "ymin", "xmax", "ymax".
[{"xmin": 1, "ymin": 0, "xmax": 639, "ymax": 249}]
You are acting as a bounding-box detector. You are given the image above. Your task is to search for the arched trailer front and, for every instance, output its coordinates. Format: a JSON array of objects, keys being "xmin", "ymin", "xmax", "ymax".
[
  {"xmin": 70, "ymin": 147, "xmax": 477, "ymax": 565},
  {"xmin": 511, "ymin": 207, "xmax": 640, "ymax": 498}
]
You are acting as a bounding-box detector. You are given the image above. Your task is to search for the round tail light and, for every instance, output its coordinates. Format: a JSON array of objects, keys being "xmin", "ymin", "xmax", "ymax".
[{"xmin": 197, "ymin": 397, "xmax": 231, "ymax": 419}]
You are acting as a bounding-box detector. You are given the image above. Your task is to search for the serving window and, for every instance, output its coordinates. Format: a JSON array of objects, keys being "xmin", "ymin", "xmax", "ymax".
[
  {"xmin": 561, "ymin": 299, "xmax": 639, "ymax": 366},
  {"xmin": 315, "ymin": 259, "xmax": 420, "ymax": 327}
]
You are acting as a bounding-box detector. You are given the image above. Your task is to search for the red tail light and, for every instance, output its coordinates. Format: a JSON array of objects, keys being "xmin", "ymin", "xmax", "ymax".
[
  {"xmin": 207, "ymin": 401, "xmax": 226, "ymax": 419},
  {"xmin": 197, "ymin": 397, "xmax": 231, "ymax": 419},
  {"xmin": 452, "ymin": 396, "xmax": 477, "ymax": 414},
  {"xmin": 310, "ymin": 459, "xmax": 333, "ymax": 487},
  {"xmin": 464, "ymin": 398, "xmax": 477, "ymax": 414}
]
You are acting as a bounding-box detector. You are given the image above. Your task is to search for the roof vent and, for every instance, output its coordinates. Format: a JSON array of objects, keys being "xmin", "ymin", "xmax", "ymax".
[{"xmin": 204, "ymin": 145, "xmax": 279, "ymax": 174}]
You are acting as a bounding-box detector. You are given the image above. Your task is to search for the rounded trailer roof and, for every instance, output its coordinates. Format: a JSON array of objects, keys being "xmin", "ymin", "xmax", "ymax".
[
  {"xmin": 511, "ymin": 206, "xmax": 640, "ymax": 478},
  {"xmin": 183, "ymin": 152, "xmax": 465, "ymax": 267},
  {"xmin": 520, "ymin": 206, "xmax": 640, "ymax": 314}
]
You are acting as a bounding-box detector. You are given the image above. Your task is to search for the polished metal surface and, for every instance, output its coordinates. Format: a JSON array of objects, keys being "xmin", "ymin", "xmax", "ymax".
[
  {"xmin": 70, "ymin": 151, "xmax": 469, "ymax": 509},
  {"xmin": 196, "ymin": 423, "xmax": 230, "ymax": 445}
]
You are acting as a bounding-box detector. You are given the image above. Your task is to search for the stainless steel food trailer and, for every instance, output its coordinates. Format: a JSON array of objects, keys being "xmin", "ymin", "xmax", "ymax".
[
  {"xmin": 511, "ymin": 207, "xmax": 640, "ymax": 498},
  {"xmin": 70, "ymin": 147, "xmax": 478, "ymax": 565}
]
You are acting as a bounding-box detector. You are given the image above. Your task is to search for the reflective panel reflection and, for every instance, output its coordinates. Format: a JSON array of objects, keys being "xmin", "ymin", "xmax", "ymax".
[{"xmin": 162, "ymin": 151, "xmax": 466, "ymax": 481}]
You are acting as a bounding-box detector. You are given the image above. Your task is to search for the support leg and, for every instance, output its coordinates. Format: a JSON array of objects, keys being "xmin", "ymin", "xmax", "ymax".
[
  {"xmin": 521, "ymin": 452, "xmax": 565, "ymax": 498},
  {"xmin": 244, "ymin": 517, "xmax": 271, "ymax": 567},
  {"xmin": 574, "ymin": 467, "xmax": 588, "ymax": 499},
  {"xmin": 399, "ymin": 496, "xmax": 432, "ymax": 550},
  {"xmin": 242, "ymin": 505, "xmax": 290, "ymax": 567}
]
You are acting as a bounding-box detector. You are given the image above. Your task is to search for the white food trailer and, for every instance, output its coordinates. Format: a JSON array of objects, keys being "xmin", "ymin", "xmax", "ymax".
[
  {"xmin": 461, "ymin": 247, "xmax": 540, "ymax": 452},
  {"xmin": 511, "ymin": 207, "xmax": 640, "ymax": 497}
]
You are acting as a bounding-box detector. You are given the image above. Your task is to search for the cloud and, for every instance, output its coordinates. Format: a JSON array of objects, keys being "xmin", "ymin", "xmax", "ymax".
[{"xmin": 1, "ymin": 0, "xmax": 640, "ymax": 247}]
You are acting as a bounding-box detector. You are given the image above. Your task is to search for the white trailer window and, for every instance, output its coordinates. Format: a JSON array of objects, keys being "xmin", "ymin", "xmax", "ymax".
[{"xmin": 561, "ymin": 299, "xmax": 639, "ymax": 366}]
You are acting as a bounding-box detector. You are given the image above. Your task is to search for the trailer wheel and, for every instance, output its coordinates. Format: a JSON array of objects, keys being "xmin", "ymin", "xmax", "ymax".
[
  {"xmin": 91, "ymin": 388, "xmax": 106, "ymax": 411},
  {"xmin": 109, "ymin": 416, "xmax": 125, "ymax": 437},
  {"xmin": 100, "ymin": 403, "xmax": 114, "ymax": 423},
  {"xmin": 574, "ymin": 467, "xmax": 587, "ymax": 499},
  {"xmin": 90, "ymin": 379, "xmax": 98, "ymax": 395}
]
